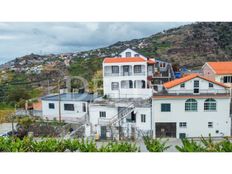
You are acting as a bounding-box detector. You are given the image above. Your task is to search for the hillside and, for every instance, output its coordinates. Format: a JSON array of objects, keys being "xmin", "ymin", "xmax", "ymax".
[{"xmin": 71, "ymin": 22, "xmax": 232, "ymax": 68}]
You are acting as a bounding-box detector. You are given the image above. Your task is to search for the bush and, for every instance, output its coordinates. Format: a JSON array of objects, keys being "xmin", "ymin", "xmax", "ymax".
[
  {"xmin": 99, "ymin": 141, "xmax": 138, "ymax": 152},
  {"xmin": 143, "ymin": 136, "xmax": 170, "ymax": 152}
]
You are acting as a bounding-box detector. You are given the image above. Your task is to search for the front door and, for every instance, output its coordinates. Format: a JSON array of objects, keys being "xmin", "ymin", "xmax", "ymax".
[
  {"xmin": 155, "ymin": 123, "xmax": 176, "ymax": 138},
  {"xmin": 100, "ymin": 126, "xmax": 107, "ymax": 140}
]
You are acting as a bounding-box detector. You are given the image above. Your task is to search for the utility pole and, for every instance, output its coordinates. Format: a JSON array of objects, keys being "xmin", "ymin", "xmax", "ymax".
[{"xmin": 58, "ymin": 79, "xmax": 61, "ymax": 123}]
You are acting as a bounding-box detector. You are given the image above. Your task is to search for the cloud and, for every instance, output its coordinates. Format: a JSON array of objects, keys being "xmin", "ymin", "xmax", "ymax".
[{"xmin": 0, "ymin": 22, "xmax": 190, "ymax": 63}]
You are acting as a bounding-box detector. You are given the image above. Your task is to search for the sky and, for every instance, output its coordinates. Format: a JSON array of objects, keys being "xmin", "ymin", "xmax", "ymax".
[{"xmin": 0, "ymin": 22, "xmax": 190, "ymax": 64}]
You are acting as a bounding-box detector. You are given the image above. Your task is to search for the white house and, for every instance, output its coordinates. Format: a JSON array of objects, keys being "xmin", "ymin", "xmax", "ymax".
[
  {"xmin": 152, "ymin": 74, "xmax": 231, "ymax": 138},
  {"xmin": 103, "ymin": 48, "xmax": 155, "ymax": 99},
  {"xmin": 41, "ymin": 93, "xmax": 98, "ymax": 122},
  {"xmin": 202, "ymin": 61, "xmax": 232, "ymax": 88},
  {"xmin": 89, "ymin": 98, "xmax": 152, "ymax": 139}
]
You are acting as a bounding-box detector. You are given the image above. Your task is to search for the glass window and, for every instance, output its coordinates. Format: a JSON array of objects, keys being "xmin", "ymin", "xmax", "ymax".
[
  {"xmin": 48, "ymin": 103, "xmax": 55, "ymax": 109},
  {"xmin": 134, "ymin": 54, "xmax": 140, "ymax": 57},
  {"xmin": 208, "ymin": 122, "xmax": 213, "ymax": 128},
  {"xmin": 125, "ymin": 52, "xmax": 131, "ymax": 57},
  {"xmin": 99, "ymin": 111, "xmax": 106, "ymax": 118},
  {"xmin": 180, "ymin": 83, "xmax": 185, "ymax": 88},
  {"xmin": 134, "ymin": 65, "xmax": 142, "ymax": 73},
  {"xmin": 204, "ymin": 98, "xmax": 216, "ymax": 111},
  {"xmin": 185, "ymin": 99, "xmax": 197, "ymax": 111},
  {"xmin": 141, "ymin": 114, "xmax": 146, "ymax": 123},
  {"xmin": 194, "ymin": 80, "xmax": 199, "ymax": 87},
  {"xmin": 179, "ymin": 122, "xmax": 187, "ymax": 128},
  {"xmin": 209, "ymin": 83, "xmax": 214, "ymax": 88},
  {"xmin": 161, "ymin": 103, "xmax": 171, "ymax": 112},
  {"xmin": 64, "ymin": 104, "xmax": 74, "ymax": 111},
  {"xmin": 111, "ymin": 66, "xmax": 119, "ymax": 74},
  {"xmin": 82, "ymin": 103, "xmax": 86, "ymax": 112},
  {"xmin": 111, "ymin": 82, "xmax": 119, "ymax": 90}
]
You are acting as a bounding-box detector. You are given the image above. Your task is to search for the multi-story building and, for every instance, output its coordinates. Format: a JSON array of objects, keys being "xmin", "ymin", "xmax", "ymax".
[
  {"xmin": 152, "ymin": 74, "xmax": 231, "ymax": 138},
  {"xmin": 202, "ymin": 61, "xmax": 232, "ymax": 88},
  {"xmin": 103, "ymin": 48, "xmax": 155, "ymax": 99}
]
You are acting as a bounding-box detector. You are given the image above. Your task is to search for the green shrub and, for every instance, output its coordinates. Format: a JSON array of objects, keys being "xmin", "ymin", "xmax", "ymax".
[
  {"xmin": 143, "ymin": 136, "xmax": 170, "ymax": 152},
  {"xmin": 99, "ymin": 141, "xmax": 138, "ymax": 152}
]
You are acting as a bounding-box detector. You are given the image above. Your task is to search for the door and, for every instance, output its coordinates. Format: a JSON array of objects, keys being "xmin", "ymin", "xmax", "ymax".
[
  {"xmin": 100, "ymin": 126, "xmax": 107, "ymax": 140},
  {"xmin": 155, "ymin": 123, "xmax": 176, "ymax": 138}
]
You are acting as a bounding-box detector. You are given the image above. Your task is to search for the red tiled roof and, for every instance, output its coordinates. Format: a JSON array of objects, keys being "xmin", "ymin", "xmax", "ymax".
[
  {"xmin": 163, "ymin": 73, "xmax": 228, "ymax": 89},
  {"xmin": 207, "ymin": 62, "xmax": 232, "ymax": 75},
  {"xmin": 104, "ymin": 57, "xmax": 155, "ymax": 64}
]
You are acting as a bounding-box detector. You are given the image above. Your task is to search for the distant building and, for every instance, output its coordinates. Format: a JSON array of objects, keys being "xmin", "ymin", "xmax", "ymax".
[
  {"xmin": 202, "ymin": 62, "xmax": 232, "ymax": 88},
  {"xmin": 152, "ymin": 74, "xmax": 231, "ymax": 138}
]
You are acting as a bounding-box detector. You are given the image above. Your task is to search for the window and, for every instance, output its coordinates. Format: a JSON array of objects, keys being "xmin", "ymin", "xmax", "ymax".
[
  {"xmin": 185, "ymin": 99, "xmax": 197, "ymax": 111},
  {"xmin": 48, "ymin": 103, "xmax": 55, "ymax": 109},
  {"xmin": 141, "ymin": 114, "xmax": 146, "ymax": 123},
  {"xmin": 111, "ymin": 66, "xmax": 119, "ymax": 74},
  {"xmin": 204, "ymin": 98, "xmax": 216, "ymax": 111},
  {"xmin": 208, "ymin": 122, "xmax": 213, "ymax": 128},
  {"xmin": 134, "ymin": 54, "xmax": 140, "ymax": 57},
  {"xmin": 179, "ymin": 122, "xmax": 187, "ymax": 128},
  {"xmin": 209, "ymin": 83, "xmax": 214, "ymax": 88},
  {"xmin": 82, "ymin": 103, "xmax": 86, "ymax": 112},
  {"xmin": 134, "ymin": 65, "xmax": 142, "ymax": 73},
  {"xmin": 194, "ymin": 80, "xmax": 199, "ymax": 87},
  {"xmin": 180, "ymin": 83, "xmax": 185, "ymax": 88},
  {"xmin": 111, "ymin": 82, "xmax": 119, "ymax": 90},
  {"xmin": 161, "ymin": 103, "xmax": 171, "ymax": 112},
  {"xmin": 125, "ymin": 52, "xmax": 131, "ymax": 57},
  {"xmin": 99, "ymin": 111, "xmax": 106, "ymax": 118},
  {"xmin": 121, "ymin": 80, "xmax": 133, "ymax": 89},
  {"xmin": 64, "ymin": 104, "xmax": 74, "ymax": 111},
  {"xmin": 223, "ymin": 76, "xmax": 232, "ymax": 83}
]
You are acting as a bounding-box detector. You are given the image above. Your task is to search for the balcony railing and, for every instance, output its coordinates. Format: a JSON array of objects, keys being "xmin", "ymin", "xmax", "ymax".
[
  {"xmin": 104, "ymin": 72, "xmax": 145, "ymax": 77},
  {"xmin": 155, "ymin": 89, "xmax": 231, "ymax": 96}
]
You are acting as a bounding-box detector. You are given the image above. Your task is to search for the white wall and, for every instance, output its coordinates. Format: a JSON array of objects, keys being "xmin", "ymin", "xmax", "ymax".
[
  {"xmin": 103, "ymin": 61, "xmax": 153, "ymax": 99},
  {"xmin": 119, "ymin": 48, "xmax": 146, "ymax": 59},
  {"xmin": 89, "ymin": 104, "xmax": 152, "ymax": 135},
  {"xmin": 152, "ymin": 97, "xmax": 231, "ymax": 138},
  {"xmin": 167, "ymin": 77, "xmax": 228, "ymax": 94},
  {"xmin": 42, "ymin": 100, "xmax": 88, "ymax": 121}
]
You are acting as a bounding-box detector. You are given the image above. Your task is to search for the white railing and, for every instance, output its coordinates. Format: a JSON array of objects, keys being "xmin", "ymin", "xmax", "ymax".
[{"xmin": 158, "ymin": 89, "xmax": 231, "ymax": 95}]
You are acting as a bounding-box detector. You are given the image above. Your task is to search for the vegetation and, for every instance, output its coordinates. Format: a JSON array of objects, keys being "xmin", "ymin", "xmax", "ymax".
[
  {"xmin": 0, "ymin": 137, "xmax": 139, "ymax": 152},
  {"xmin": 176, "ymin": 135, "xmax": 232, "ymax": 152},
  {"xmin": 143, "ymin": 136, "xmax": 170, "ymax": 152}
]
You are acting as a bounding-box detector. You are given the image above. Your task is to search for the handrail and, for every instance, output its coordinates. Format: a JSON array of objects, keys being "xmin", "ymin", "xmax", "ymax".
[{"xmin": 98, "ymin": 103, "xmax": 135, "ymax": 125}]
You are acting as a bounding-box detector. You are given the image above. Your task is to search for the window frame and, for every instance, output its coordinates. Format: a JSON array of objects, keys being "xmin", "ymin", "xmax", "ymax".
[
  {"xmin": 209, "ymin": 82, "xmax": 214, "ymax": 88},
  {"xmin": 204, "ymin": 98, "xmax": 217, "ymax": 111},
  {"xmin": 48, "ymin": 103, "xmax": 55, "ymax": 109},
  {"xmin": 161, "ymin": 103, "xmax": 171, "ymax": 112},
  {"xmin": 179, "ymin": 122, "xmax": 187, "ymax": 128},
  {"xmin": 111, "ymin": 82, "xmax": 119, "ymax": 90},
  {"xmin": 141, "ymin": 114, "xmax": 146, "ymax": 123},
  {"xmin": 180, "ymin": 83, "xmax": 185, "ymax": 88},
  {"xmin": 208, "ymin": 122, "xmax": 213, "ymax": 128},
  {"xmin": 64, "ymin": 104, "xmax": 75, "ymax": 111},
  {"xmin": 111, "ymin": 66, "xmax": 119, "ymax": 74},
  {"xmin": 185, "ymin": 99, "xmax": 198, "ymax": 112},
  {"xmin": 134, "ymin": 65, "xmax": 142, "ymax": 73},
  {"xmin": 82, "ymin": 103, "xmax": 86, "ymax": 112},
  {"xmin": 99, "ymin": 111, "xmax": 106, "ymax": 118}
]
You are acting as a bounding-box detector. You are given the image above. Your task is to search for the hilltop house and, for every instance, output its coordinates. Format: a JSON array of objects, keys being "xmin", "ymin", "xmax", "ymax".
[
  {"xmin": 103, "ymin": 48, "xmax": 155, "ymax": 99},
  {"xmin": 152, "ymin": 74, "xmax": 231, "ymax": 138},
  {"xmin": 202, "ymin": 62, "xmax": 232, "ymax": 88}
]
